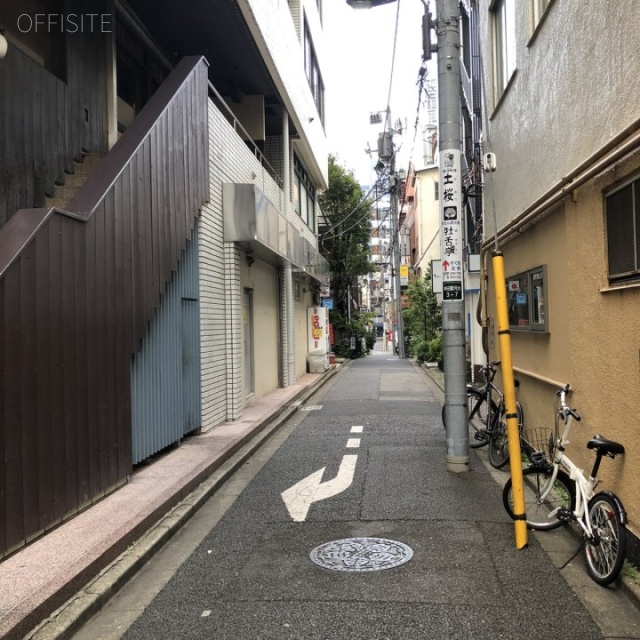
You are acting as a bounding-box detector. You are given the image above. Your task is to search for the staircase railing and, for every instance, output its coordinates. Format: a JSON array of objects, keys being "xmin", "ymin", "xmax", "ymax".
[{"xmin": 0, "ymin": 56, "xmax": 209, "ymax": 562}]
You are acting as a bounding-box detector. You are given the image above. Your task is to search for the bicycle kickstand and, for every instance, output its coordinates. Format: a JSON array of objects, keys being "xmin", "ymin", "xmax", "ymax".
[{"xmin": 559, "ymin": 541, "xmax": 587, "ymax": 571}]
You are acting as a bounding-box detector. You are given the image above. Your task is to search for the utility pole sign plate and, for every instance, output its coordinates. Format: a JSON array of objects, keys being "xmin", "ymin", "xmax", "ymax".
[{"xmin": 439, "ymin": 149, "xmax": 464, "ymax": 301}]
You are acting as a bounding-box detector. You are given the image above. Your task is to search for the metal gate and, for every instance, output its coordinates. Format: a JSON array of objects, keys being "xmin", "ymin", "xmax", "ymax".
[{"xmin": 131, "ymin": 225, "xmax": 201, "ymax": 464}]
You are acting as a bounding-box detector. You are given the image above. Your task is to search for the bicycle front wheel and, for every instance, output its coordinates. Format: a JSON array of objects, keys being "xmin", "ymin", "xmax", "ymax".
[
  {"xmin": 488, "ymin": 420, "xmax": 510, "ymax": 469},
  {"xmin": 502, "ymin": 466, "xmax": 575, "ymax": 530},
  {"xmin": 584, "ymin": 493, "xmax": 627, "ymax": 586}
]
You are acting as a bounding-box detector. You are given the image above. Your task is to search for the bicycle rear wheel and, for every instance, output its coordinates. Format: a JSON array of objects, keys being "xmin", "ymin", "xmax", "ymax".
[
  {"xmin": 468, "ymin": 389, "xmax": 494, "ymax": 448},
  {"xmin": 488, "ymin": 402, "xmax": 524, "ymax": 470},
  {"xmin": 442, "ymin": 389, "xmax": 496, "ymax": 448},
  {"xmin": 488, "ymin": 420, "xmax": 509, "ymax": 469},
  {"xmin": 502, "ymin": 465, "xmax": 575, "ymax": 530},
  {"xmin": 584, "ymin": 493, "xmax": 627, "ymax": 586}
]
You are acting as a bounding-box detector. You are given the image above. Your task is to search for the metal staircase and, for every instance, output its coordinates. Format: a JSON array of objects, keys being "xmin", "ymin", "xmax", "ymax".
[{"xmin": 44, "ymin": 153, "xmax": 104, "ymax": 210}]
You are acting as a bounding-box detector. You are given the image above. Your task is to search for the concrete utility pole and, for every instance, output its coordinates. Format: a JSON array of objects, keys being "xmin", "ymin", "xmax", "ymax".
[
  {"xmin": 436, "ymin": 0, "xmax": 469, "ymax": 472},
  {"xmin": 390, "ymin": 157, "xmax": 405, "ymax": 358},
  {"xmin": 379, "ymin": 129, "xmax": 405, "ymax": 358}
]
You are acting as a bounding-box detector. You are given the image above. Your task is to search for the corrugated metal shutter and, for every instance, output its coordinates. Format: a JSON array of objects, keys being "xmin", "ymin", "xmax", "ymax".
[{"xmin": 131, "ymin": 225, "xmax": 201, "ymax": 464}]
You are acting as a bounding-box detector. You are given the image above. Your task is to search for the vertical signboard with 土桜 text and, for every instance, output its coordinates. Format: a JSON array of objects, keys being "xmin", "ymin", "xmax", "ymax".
[{"xmin": 439, "ymin": 149, "xmax": 464, "ymax": 301}]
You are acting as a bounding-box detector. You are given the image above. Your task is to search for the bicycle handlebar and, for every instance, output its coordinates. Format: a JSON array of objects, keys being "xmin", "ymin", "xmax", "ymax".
[
  {"xmin": 566, "ymin": 407, "xmax": 581, "ymax": 422},
  {"xmin": 481, "ymin": 361, "xmax": 501, "ymax": 381},
  {"xmin": 556, "ymin": 384, "xmax": 581, "ymax": 422}
]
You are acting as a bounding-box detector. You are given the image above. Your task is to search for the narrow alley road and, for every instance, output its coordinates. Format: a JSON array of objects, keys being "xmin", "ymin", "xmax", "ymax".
[{"xmin": 70, "ymin": 351, "xmax": 640, "ymax": 640}]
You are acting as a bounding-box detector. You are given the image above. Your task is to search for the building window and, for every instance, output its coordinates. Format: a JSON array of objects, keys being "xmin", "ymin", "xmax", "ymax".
[
  {"xmin": 532, "ymin": 0, "xmax": 551, "ymax": 30},
  {"xmin": 606, "ymin": 179, "xmax": 640, "ymax": 282},
  {"xmin": 293, "ymin": 155, "xmax": 316, "ymax": 231},
  {"xmin": 462, "ymin": 106, "xmax": 473, "ymax": 167},
  {"xmin": 507, "ymin": 266, "xmax": 548, "ymax": 332},
  {"xmin": 303, "ymin": 19, "xmax": 325, "ymax": 125},
  {"xmin": 460, "ymin": 4, "xmax": 471, "ymax": 78},
  {"xmin": 491, "ymin": 0, "xmax": 516, "ymax": 100}
]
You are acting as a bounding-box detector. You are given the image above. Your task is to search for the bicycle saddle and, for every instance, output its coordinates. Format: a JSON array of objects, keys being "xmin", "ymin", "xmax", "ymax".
[{"xmin": 587, "ymin": 434, "xmax": 625, "ymax": 456}]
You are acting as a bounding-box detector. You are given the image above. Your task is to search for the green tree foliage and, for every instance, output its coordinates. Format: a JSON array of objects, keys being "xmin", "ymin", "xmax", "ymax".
[
  {"xmin": 403, "ymin": 270, "xmax": 442, "ymax": 363},
  {"xmin": 318, "ymin": 156, "xmax": 373, "ymax": 318},
  {"xmin": 330, "ymin": 309, "xmax": 377, "ymax": 358}
]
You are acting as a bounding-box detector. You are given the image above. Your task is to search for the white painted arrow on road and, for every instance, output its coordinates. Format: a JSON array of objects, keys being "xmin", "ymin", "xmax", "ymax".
[{"xmin": 281, "ymin": 455, "xmax": 358, "ymax": 522}]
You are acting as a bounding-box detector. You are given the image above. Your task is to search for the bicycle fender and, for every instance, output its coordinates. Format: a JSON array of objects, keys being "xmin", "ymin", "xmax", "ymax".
[{"xmin": 594, "ymin": 490, "xmax": 628, "ymax": 525}]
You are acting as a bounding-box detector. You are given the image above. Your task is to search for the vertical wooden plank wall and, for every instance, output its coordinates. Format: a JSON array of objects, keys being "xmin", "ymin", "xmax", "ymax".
[
  {"xmin": 0, "ymin": 57, "xmax": 209, "ymax": 559},
  {"xmin": 0, "ymin": 23, "xmax": 108, "ymax": 228}
]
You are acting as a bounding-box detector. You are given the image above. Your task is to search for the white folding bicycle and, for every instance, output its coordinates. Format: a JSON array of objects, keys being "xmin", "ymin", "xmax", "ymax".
[{"xmin": 503, "ymin": 384, "xmax": 627, "ymax": 586}]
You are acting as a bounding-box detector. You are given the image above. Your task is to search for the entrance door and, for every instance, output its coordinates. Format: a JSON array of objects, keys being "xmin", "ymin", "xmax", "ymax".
[{"xmin": 243, "ymin": 288, "xmax": 254, "ymax": 397}]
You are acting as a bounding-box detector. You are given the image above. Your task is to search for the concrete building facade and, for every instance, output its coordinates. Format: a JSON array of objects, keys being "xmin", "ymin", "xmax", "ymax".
[{"xmin": 0, "ymin": 0, "xmax": 329, "ymax": 558}]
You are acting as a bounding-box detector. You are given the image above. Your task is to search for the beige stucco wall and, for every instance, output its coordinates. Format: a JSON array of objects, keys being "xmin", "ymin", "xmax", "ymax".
[
  {"xmin": 479, "ymin": 0, "xmax": 640, "ymax": 537},
  {"xmin": 486, "ymin": 166, "xmax": 640, "ymax": 536},
  {"xmin": 415, "ymin": 166, "xmax": 440, "ymax": 275}
]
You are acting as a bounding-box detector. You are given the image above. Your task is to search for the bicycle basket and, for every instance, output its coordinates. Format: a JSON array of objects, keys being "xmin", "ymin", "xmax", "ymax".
[{"xmin": 521, "ymin": 427, "xmax": 554, "ymax": 462}]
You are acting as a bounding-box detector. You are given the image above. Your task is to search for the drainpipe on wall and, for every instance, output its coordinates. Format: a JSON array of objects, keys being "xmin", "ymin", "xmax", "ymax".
[
  {"xmin": 478, "ymin": 248, "xmax": 489, "ymax": 357},
  {"xmin": 285, "ymin": 262, "xmax": 296, "ymax": 385},
  {"xmin": 281, "ymin": 107, "xmax": 296, "ymax": 386}
]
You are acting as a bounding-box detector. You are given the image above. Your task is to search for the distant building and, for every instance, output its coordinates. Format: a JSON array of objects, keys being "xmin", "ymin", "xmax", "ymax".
[{"xmin": 405, "ymin": 1, "xmax": 484, "ymax": 377}]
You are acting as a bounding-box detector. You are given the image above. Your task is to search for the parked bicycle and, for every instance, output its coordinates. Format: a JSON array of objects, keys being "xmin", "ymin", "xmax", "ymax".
[
  {"xmin": 502, "ymin": 384, "xmax": 627, "ymax": 586},
  {"xmin": 441, "ymin": 360, "xmax": 524, "ymax": 470}
]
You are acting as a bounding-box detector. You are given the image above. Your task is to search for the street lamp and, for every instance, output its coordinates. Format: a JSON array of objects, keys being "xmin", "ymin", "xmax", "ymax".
[
  {"xmin": 0, "ymin": 27, "xmax": 8, "ymax": 60},
  {"xmin": 347, "ymin": 0, "xmax": 435, "ymax": 62}
]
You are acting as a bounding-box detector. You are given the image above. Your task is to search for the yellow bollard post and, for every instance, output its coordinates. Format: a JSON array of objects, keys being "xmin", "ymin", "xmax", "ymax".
[{"xmin": 492, "ymin": 250, "xmax": 528, "ymax": 549}]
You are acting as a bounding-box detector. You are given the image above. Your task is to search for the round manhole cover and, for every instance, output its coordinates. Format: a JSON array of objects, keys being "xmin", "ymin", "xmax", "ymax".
[{"xmin": 309, "ymin": 537, "xmax": 413, "ymax": 572}]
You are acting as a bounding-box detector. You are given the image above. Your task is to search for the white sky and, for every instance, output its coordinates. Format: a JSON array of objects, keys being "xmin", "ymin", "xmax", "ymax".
[{"xmin": 323, "ymin": 0, "xmax": 437, "ymax": 186}]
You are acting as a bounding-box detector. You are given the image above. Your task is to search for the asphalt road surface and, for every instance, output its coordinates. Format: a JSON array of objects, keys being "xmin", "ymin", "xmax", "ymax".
[{"xmin": 70, "ymin": 353, "xmax": 640, "ymax": 640}]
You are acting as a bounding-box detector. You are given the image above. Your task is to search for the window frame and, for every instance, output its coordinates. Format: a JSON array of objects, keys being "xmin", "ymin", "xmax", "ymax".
[
  {"xmin": 293, "ymin": 154, "xmax": 316, "ymax": 232},
  {"xmin": 506, "ymin": 265, "xmax": 548, "ymax": 333},
  {"xmin": 531, "ymin": 0, "xmax": 551, "ymax": 29},
  {"xmin": 303, "ymin": 18, "xmax": 325, "ymax": 125},
  {"xmin": 460, "ymin": 3, "xmax": 472, "ymax": 78},
  {"xmin": 490, "ymin": 0, "xmax": 516, "ymax": 102},
  {"xmin": 605, "ymin": 177, "xmax": 640, "ymax": 283}
]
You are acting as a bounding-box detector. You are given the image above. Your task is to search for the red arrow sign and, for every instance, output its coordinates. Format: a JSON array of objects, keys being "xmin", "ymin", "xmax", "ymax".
[{"xmin": 442, "ymin": 260, "xmax": 450, "ymax": 271}]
